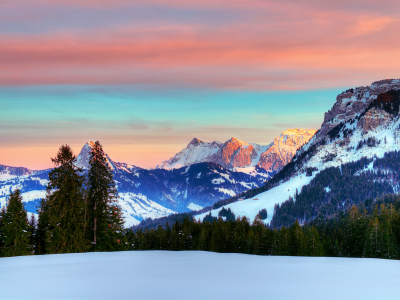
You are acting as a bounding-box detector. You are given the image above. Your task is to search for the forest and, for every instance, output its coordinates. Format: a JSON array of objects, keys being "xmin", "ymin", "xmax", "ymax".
[{"xmin": 125, "ymin": 193, "xmax": 400, "ymax": 259}]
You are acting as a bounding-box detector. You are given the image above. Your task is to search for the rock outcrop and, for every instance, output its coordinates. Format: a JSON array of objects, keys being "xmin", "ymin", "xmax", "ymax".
[
  {"xmin": 316, "ymin": 79, "xmax": 400, "ymax": 143},
  {"xmin": 256, "ymin": 129, "xmax": 317, "ymax": 172}
]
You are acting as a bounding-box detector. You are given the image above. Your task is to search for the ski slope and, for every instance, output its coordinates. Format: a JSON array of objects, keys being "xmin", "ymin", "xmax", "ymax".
[
  {"xmin": 1, "ymin": 251, "xmax": 399, "ymax": 300},
  {"xmin": 195, "ymin": 174, "xmax": 315, "ymax": 224}
]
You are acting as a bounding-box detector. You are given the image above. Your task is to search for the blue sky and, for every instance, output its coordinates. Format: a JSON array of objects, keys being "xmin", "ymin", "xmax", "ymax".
[{"xmin": 0, "ymin": 85, "xmax": 342, "ymax": 168}]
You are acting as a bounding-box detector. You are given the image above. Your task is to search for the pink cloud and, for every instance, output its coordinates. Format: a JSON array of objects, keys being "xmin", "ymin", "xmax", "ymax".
[{"xmin": 1, "ymin": 1, "xmax": 400, "ymax": 89}]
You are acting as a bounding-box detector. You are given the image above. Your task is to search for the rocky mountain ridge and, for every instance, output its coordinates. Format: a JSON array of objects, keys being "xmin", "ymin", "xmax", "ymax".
[{"xmin": 156, "ymin": 129, "xmax": 316, "ymax": 175}]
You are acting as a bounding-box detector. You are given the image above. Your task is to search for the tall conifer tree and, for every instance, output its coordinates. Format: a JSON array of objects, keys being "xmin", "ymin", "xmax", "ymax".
[
  {"xmin": 0, "ymin": 206, "xmax": 6, "ymax": 255},
  {"xmin": 2, "ymin": 189, "xmax": 31, "ymax": 257},
  {"xmin": 45, "ymin": 145, "xmax": 88, "ymax": 254},
  {"xmin": 87, "ymin": 141, "xmax": 125, "ymax": 251}
]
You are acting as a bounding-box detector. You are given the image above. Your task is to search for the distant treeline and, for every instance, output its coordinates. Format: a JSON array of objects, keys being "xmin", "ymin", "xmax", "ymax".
[{"xmin": 125, "ymin": 194, "xmax": 400, "ymax": 259}]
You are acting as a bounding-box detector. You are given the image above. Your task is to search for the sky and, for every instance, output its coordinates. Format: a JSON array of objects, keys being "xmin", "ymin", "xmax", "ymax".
[{"xmin": 1, "ymin": 0, "xmax": 400, "ymax": 169}]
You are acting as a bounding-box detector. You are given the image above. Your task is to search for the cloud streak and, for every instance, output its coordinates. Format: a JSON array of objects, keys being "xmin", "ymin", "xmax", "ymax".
[{"xmin": 0, "ymin": 1, "xmax": 400, "ymax": 89}]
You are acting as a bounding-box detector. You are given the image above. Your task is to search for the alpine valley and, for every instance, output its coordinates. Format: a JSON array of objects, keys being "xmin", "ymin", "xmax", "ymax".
[{"xmin": 0, "ymin": 130, "xmax": 314, "ymax": 227}]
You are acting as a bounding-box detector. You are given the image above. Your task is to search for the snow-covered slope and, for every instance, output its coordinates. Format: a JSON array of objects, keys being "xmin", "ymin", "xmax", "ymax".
[
  {"xmin": 195, "ymin": 174, "xmax": 315, "ymax": 224},
  {"xmin": 1, "ymin": 251, "xmax": 399, "ymax": 300},
  {"xmin": 156, "ymin": 129, "xmax": 316, "ymax": 174}
]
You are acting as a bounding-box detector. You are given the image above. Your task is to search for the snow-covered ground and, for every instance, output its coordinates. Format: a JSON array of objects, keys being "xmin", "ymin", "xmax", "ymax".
[
  {"xmin": 118, "ymin": 192, "xmax": 176, "ymax": 227},
  {"xmin": 1, "ymin": 251, "xmax": 399, "ymax": 300},
  {"xmin": 195, "ymin": 174, "xmax": 315, "ymax": 224},
  {"xmin": 187, "ymin": 202, "xmax": 203, "ymax": 211}
]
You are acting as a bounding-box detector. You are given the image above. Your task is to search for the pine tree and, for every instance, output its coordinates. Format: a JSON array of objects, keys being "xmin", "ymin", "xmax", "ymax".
[
  {"xmin": 363, "ymin": 218, "xmax": 382, "ymax": 258},
  {"xmin": 2, "ymin": 189, "xmax": 32, "ymax": 257},
  {"xmin": 35, "ymin": 196, "xmax": 50, "ymax": 255},
  {"xmin": 289, "ymin": 220, "xmax": 303, "ymax": 256},
  {"xmin": 87, "ymin": 141, "xmax": 125, "ymax": 251},
  {"xmin": 0, "ymin": 206, "xmax": 6, "ymax": 255},
  {"xmin": 28, "ymin": 214, "xmax": 37, "ymax": 254},
  {"xmin": 301, "ymin": 226, "xmax": 324, "ymax": 257},
  {"xmin": 45, "ymin": 144, "xmax": 88, "ymax": 254}
]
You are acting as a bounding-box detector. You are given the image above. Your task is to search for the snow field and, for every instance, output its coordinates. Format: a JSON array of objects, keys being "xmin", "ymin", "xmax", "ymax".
[
  {"xmin": 195, "ymin": 174, "xmax": 315, "ymax": 224},
  {"xmin": 117, "ymin": 192, "xmax": 176, "ymax": 227},
  {"xmin": 1, "ymin": 251, "xmax": 399, "ymax": 300}
]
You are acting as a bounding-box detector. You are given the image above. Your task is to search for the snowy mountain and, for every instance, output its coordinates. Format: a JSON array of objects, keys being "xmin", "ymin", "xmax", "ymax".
[
  {"xmin": 156, "ymin": 129, "xmax": 316, "ymax": 175},
  {"xmin": 75, "ymin": 141, "xmax": 141, "ymax": 174},
  {"xmin": 0, "ymin": 142, "xmax": 271, "ymax": 226},
  {"xmin": 192, "ymin": 79, "xmax": 400, "ymax": 226}
]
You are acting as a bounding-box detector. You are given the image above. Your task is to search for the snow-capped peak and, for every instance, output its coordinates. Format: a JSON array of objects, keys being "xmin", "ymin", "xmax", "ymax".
[
  {"xmin": 74, "ymin": 141, "xmax": 140, "ymax": 174},
  {"xmin": 156, "ymin": 130, "xmax": 316, "ymax": 173},
  {"xmin": 188, "ymin": 138, "xmax": 204, "ymax": 147}
]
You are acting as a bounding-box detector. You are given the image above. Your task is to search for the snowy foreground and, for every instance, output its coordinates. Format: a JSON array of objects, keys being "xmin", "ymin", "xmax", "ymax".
[{"xmin": 1, "ymin": 251, "xmax": 400, "ymax": 300}]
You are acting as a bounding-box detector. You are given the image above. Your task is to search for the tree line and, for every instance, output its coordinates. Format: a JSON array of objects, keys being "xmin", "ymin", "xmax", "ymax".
[
  {"xmin": 0, "ymin": 141, "xmax": 126, "ymax": 257},
  {"xmin": 125, "ymin": 194, "xmax": 400, "ymax": 259}
]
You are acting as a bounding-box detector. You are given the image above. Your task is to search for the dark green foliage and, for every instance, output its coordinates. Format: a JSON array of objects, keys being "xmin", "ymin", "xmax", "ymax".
[
  {"xmin": 125, "ymin": 196, "xmax": 400, "ymax": 259},
  {"xmin": 28, "ymin": 214, "xmax": 36, "ymax": 253},
  {"xmin": 203, "ymin": 212, "xmax": 217, "ymax": 223},
  {"xmin": 87, "ymin": 141, "xmax": 126, "ymax": 251},
  {"xmin": 218, "ymin": 207, "xmax": 236, "ymax": 221},
  {"xmin": 258, "ymin": 208, "xmax": 268, "ymax": 220},
  {"xmin": 44, "ymin": 145, "xmax": 88, "ymax": 254},
  {"xmin": 1, "ymin": 189, "xmax": 31, "ymax": 257},
  {"xmin": 0, "ymin": 207, "xmax": 5, "ymax": 253},
  {"xmin": 35, "ymin": 196, "xmax": 50, "ymax": 255}
]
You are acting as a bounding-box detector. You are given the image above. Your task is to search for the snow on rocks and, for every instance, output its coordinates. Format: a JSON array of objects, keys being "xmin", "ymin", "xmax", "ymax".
[{"xmin": 187, "ymin": 202, "xmax": 203, "ymax": 211}]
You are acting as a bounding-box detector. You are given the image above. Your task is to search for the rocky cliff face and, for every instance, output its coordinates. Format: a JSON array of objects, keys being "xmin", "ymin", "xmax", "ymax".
[
  {"xmin": 256, "ymin": 129, "xmax": 317, "ymax": 172},
  {"xmin": 315, "ymin": 79, "xmax": 400, "ymax": 144},
  {"xmin": 156, "ymin": 129, "xmax": 316, "ymax": 173},
  {"xmin": 290, "ymin": 78, "xmax": 400, "ymax": 177}
]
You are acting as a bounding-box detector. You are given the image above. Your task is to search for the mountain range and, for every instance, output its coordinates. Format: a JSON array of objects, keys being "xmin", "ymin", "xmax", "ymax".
[
  {"xmin": 0, "ymin": 128, "xmax": 312, "ymax": 226},
  {"xmin": 188, "ymin": 78, "xmax": 400, "ymax": 228}
]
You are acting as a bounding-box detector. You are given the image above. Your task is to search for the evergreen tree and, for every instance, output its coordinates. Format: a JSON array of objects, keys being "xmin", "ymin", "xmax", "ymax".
[
  {"xmin": 289, "ymin": 220, "xmax": 303, "ymax": 256},
  {"xmin": 363, "ymin": 218, "xmax": 382, "ymax": 258},
  {"xmin": 342, "ymin": 206, "xmax": 367, "ymax": 257},
  {"xmin": 35, "ymin": 196, "xmax": 50, "ymax": 255},
  {"xmin": 0, "ymin": 207, "xmax": 6, "ymax": 255},
  {"xmin": 87, "ymin": 141, "xmax": 125, "ymax": 251},
  {"xmin": 2, "ymin": 189, "xmax": 31, "ymax": 257},
  {"xmin": 45, "ymin": 144, "xmax": 88, "ymax": 254},
  {"xmin": 28, "ymin": 214, "xmax": 37, "ymax": 254},
  {"xmin": 301, "ymin": 226, "xmax": 324, "ymax": 256}
]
